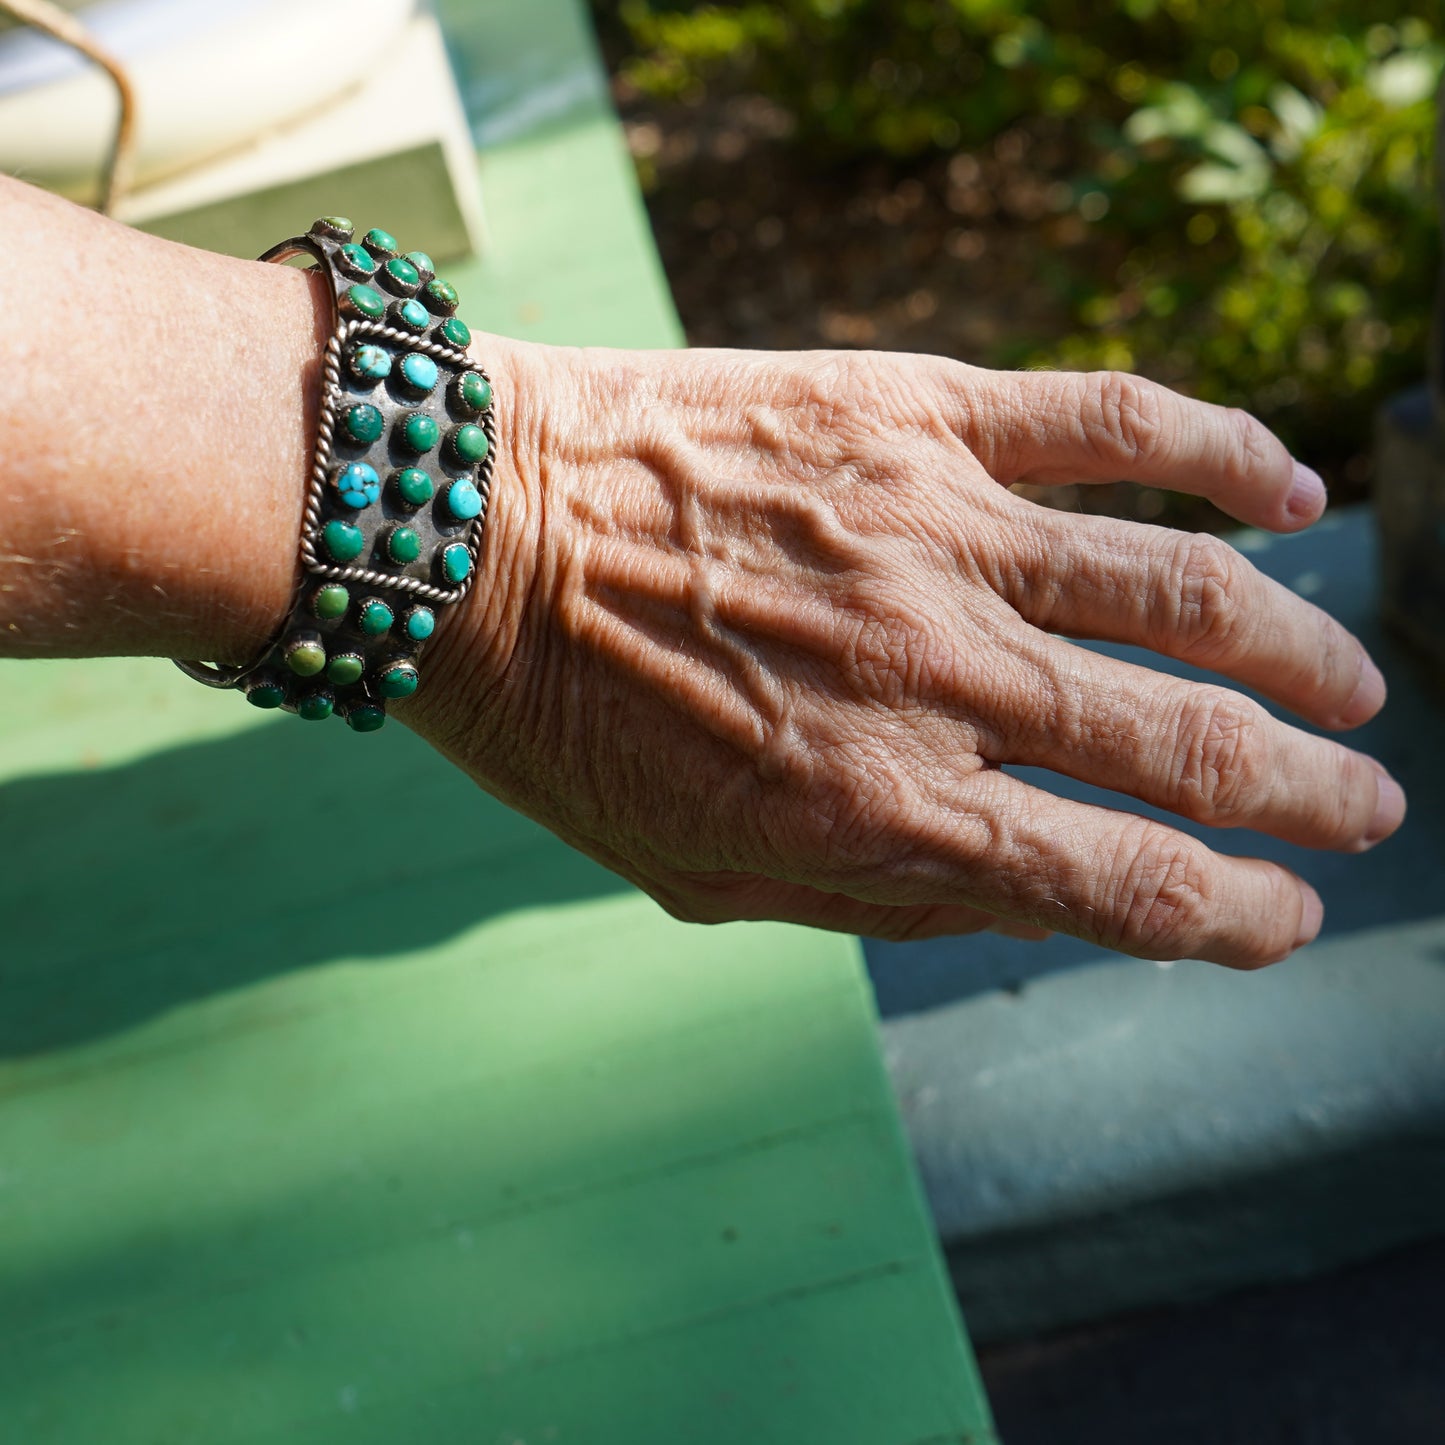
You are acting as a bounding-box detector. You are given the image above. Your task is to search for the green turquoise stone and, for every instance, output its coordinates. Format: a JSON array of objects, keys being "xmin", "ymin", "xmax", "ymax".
[
  {"xmin": 450, "ymin": 423, "xmax": 488, "ymax": 464},
  {"xmin": 405, "ymin": 606, "xmax": 435, "ymax": 640},
  {"xmin": 359, "ymin": 598, "xmax": 393, "ymax": 635},
  {"xmin": 379, "ymin": 662, "xmax": 419, "ymax": 700},
  {"xmin": 422, "ymin": 278, "xmax": 458, "ymax": 315},
  {"xmin": 441, "ymin": 542, "xmax": 472, "ymax": 585},
  {"xmin": 399, "ymin": 352, "xmax": 438, "ymax": 394},
  {"xmin": 341, "ymin": 284, "xmax": 386, "ymax": 320},
  {"xmin": 297, "ymin": 690, "xmax": 335, "ymax": 722},
  {"xmin": 286, "ymin": 639, "xmax": 327, "ymax": 677},
  {"xmin": 387, "ymin": 526, "xmax": 421, "ymax": 564},
  {"xmin": 339, "ymin": 242, "xmax": 377, "ymax": 276},
  {"xmin": 327, "ymin": 653, "xmax": 365, "ymax": 686},
  {"xmin": 246, "ymin": 678, "xmax": 287, "ymax": 709},
  {"xmin": 446, "ymin": 478, "xmax": 482, "ymax": 520},
  {"xmin": 349, "ymin": 344, "xmax": 391, "ymax": 383},
  {"xmin": 346, "ymin": 703, "xmax": 386, "ymax": 733},
  {"xmin": 456, "ymin": 372, "xmax": 492, "ymax": 412},
  {"xmin": 439, "ymin": 316, "xmax": 471, "ymax": 348},
  {"xmin": 362, "ymin": 226, "xmax": 398, "ymax": 257},
  {"xmin": 312, "ymin": 216, "xmax": 353, "ymax": 238},
  {"xmin": 342, "ymin": 404, "xmax": 384, "ymax": 444},
  {"xmin": 400, "ymin": 413, "xmax": 439, "ymax": 453},
  {"xmin": 313, "ymin": 583, "xmax": 349, "ymax": 619},
  {"xmin": 321, "ymin": 520, "xmax": 364, "ymax": 562},
  {"xmin": 393, "ymin": 467, "xmax": 434, "ymax": 506},
  {"xmin": 394, "ymin": 298, "xmax": 429, "ymax": 331},
  {"xmin": 383, "ymin": 256, "xmax": 420, "ymax": 291}
]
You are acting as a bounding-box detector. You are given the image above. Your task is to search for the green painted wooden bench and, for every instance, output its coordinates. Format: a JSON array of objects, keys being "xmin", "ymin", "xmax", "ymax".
[{"xmin": 0, "ymin": 2, "xmax": 995, "ymax": 1440}]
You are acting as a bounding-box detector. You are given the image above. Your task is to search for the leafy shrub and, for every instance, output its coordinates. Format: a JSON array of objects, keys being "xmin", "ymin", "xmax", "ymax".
[{"xmin": 597, "ymin": 0, "xmax": 1442, "ymax": 468}]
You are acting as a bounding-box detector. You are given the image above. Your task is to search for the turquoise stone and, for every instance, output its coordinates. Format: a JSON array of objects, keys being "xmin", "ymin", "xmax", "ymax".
[
  {"xmin": 422, "ymin": 278, "xmax": 458, "ymax": 315},
  {"xmin": 405, "ymin": 606, "xmax": 435, "ymax": 641},
  {"xmin": 359, "ymin": 598, "xmax": 393, "ymax": 636},
  {"xmin": 362, "ymin": 226, "xmax": 398, "ymax": 257},
  {"xmin": 399, "ymin": 413, "xmax": 439, "ymax": 453},
  {"xmin": 313, "ymin": 583, "xmax": 349, "ymax": 619},
  {"xmin": 399, "ymin": 352, "xmax": 438, "ymax": 394},
  {"xmin": 246, "ymin": 677, "xmax": 286, "ymax": 709},
  {"xmin": 297, "ymin": 690, "xmax": 334, "ymax": 722},
  {"xmin": 392, "ymin": 467, "xmax": 434, "ymax": 507},
  {"xmin": 440, "ymin": 542, "xmax": 472, "ymax": 585},
  {"xmin": 383, "ymin": 256, "xmax": 420, "ymax": 292},
  {"xmin": 321, "ymin": 519, "xmax": 364, "ymax": 562},
  {"xmin": 406, "ymin": 250, "xmax": 434, "ymax": 279},
  {"xmin": 394, "ymin": 298, "xmax": 429, "ymax": 332},
  {"xmin": 349, "ymin": 344, "xmax": 391, "ymax": 383},
  {"xmin": 342, "ymin": 404, "xmax": 384, "ymax": 445},
  {"xmin": 285, "ymin": 637, "xmax": 327, "ymax": 677},
  {"xmin": 450, "ymin": 423, "xmax": 488, "ymax": 464},
  {"xmin": 387, "ymin": 525, "xmax": 421, "ymax": 564},
  {"xmin": 379, "ymin": 661, "xmax": 419, "ymax": 700},
  {"xmin": 456, "ymin": 372, "xmax": 492, "ymax": 413},
  {"xmin": 341, "ymin": 284, "xmax": 386, "ymax": 320},
  {"xmin": 439, "ymin": 316, "xmax": 471, "ymax": 348},
  {"xmin": 312, "ymin": 216, "xmax": 353, "ymax": 238},
  {"xmin": 346, "ymin": 703, "xmax": 386, "ymax": 733},
  {"xmin": 446, "ymin": 478, "xmax": 482, "ymax": 520},
  {"xmin": 339, "ymin": 242, "xmax": 377, "ymax": 276},
  {"xmin": 327, "ymin": 653, "xmax": 365, "ymax": 686},
  {"xmin": 334, "ymin": 461, "xmax": 380, "ymax": 509}
]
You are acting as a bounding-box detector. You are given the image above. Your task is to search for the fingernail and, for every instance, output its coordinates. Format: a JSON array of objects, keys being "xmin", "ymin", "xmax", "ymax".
[
  {"xmin": 1364, "ymin": 767, "xmax": 1407, "ymax": 846},
  {"xmin": 1295, "ymin": 886, "xmax": 1324, "ymax": 949},
  {"xmin": 1285, "ymin": 461, "xmax": 1326, "ymax": 525},
  {"xmin": 1340, "ymin": 649, "xmax": 1387, "ymax": 726}
]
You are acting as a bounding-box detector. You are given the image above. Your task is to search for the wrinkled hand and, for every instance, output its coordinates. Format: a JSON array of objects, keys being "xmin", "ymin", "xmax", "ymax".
[{"xmin": 408, "ymin": 344, "xmax": 1404, "ymax": 967}]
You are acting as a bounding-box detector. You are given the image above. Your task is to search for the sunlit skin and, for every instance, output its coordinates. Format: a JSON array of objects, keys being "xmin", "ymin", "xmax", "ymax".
[{"xmin": 1, "ymin": 175, "xmax": 1406, "ymax": 967}]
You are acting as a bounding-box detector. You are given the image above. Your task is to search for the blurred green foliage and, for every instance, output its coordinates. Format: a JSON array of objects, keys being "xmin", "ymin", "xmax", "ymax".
[{"xmin": 598, "ymin": 0, "xmax": 1442, "ymax": 465}]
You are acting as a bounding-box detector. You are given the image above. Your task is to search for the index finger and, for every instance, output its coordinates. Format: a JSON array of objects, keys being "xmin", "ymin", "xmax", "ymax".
[{"xmin": 959, "ymin": 366, "xmax": 1325, "ymax": 534}]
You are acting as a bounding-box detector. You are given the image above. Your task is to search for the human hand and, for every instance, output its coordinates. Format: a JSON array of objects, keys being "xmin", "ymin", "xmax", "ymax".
[{"xmin": 409, "ymin": 343, "xmax": 1404, "ymax": 968}]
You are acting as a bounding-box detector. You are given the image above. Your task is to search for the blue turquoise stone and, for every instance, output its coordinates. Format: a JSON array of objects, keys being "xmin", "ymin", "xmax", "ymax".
[
  {"xmin": 405, "ymin": 606, "xmax": 435, "ymax": 640},
  {"xmin": 446, "ymin": 478, "xmax": 482, "ymax": 520},
  {"xmin": 399, "ymin": 352, "xmax": 438, "ymax": 394},
  {"xmin": 341, "ymin": 284, "xmax": 386, "ymax": 320},
  {"xmin": 399, "ymin": 413, "xmax": 439, "ymax": 453},
  {"xmin": 394, "ymin": 298, "xmax": 429, "ymax": 331},
  {"xmin": 359, "ymin": 598, "xmax": 393, "ymax": 636},
  {"xmin": 342, "ymin": 404, "xmax": 384, "ymax": 445},
  {"xmin": 379, "ymin": 661, "xmax": 419, "ymax": 699},
  {"xmin": 440, "ymin": 542, "xmax": 472, "ymax": 585},
  {"xmin": 339, "ymin": 242, "xmax": 377, "ymax": 276},
  {"xmin": 321, "ymin": 519, "xmax": 364, "ymax": 562},
  {"xmin": 450, "ymin": 423, "xmax": 488, "ymax": 464},
  {"xmin": 334, "ymin": 461, "xmax": 380, "ymax": 509},
  {"xmin": 349, "ymin": 344, "xmax": 391, "ymax": 383}
]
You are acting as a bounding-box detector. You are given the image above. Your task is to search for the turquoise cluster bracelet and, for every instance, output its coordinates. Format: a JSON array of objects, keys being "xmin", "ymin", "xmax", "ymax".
[{"xmin": 175, "ymin": 217, "xmax": 495, "ymax": 732}]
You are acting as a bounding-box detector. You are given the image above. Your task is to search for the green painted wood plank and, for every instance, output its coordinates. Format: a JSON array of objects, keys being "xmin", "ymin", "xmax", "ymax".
[{"xmin": 0, "ymin": 1, "xmax": 993, "ymax": 1439}]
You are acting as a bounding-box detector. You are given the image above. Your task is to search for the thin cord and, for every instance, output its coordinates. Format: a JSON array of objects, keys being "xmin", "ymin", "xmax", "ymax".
[{"xmin": 0, "ymin": 0, "xmax": 138, "ymax": 214}]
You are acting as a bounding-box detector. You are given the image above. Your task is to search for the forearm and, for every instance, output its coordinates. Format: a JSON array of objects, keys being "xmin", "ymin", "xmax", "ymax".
[{"xmin": 0, "ymin": 176, "xmax": 538, "ymax": 680}]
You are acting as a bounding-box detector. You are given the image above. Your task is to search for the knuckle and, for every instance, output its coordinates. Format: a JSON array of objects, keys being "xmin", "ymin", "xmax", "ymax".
[
  {"xmin": 1107, "ymin": 828, "xmax": 1213, "ymax": 959},
  {"xmin": 1174, "ymin": 693, "xmax": 1267, "ymax": 822},
  {"xmin": 1086, "ymin": 370, "xmax": 1166, "ymax": 464},
  {"xmin": 1167, "ymin": 533, "xmax": 1243, "ymax": 662},
  {"xmin": 1220, "ymin": 406, "xmax": 1278, "ymax": 482}
]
